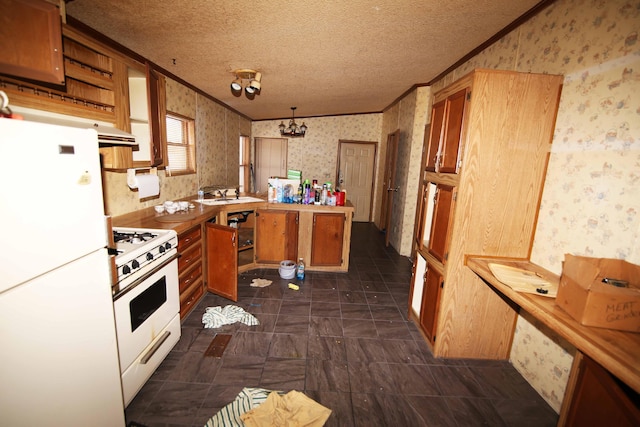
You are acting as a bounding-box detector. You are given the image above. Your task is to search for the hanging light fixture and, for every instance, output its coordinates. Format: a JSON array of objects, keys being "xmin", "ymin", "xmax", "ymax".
[
  {"xmin": 230, "ymin": 69, "xmax": 262, "ymax": 97},
  {"xmin": 279, "ymin": 107, "xmax": 307, "ymax": 138}
]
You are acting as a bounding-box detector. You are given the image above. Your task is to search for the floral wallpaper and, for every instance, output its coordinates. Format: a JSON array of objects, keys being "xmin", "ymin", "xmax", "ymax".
[
  {"xmin": 388, "ymin": 0, "xmax": 639, "ymax": 413},
  {"xmin": 251, "ymin": 114, "xmax": 383, "ymax": 203},
  {"xmin": 103, "ymin": 77, "xmax": 249, "ymax": 216},
  {"xmin": 92, "ymin": 0, "xmax": 640, "ymax": 413}
]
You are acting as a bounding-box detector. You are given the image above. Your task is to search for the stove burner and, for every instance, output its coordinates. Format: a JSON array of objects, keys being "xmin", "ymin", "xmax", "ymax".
[{"xmin": 113, "ymin": 231, "xmax": 157, "ymax": 244}]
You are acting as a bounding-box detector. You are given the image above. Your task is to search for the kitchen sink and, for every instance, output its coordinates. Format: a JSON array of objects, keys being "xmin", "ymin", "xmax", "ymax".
[{"xmin": 195, "ymin": 196, "xmax": 264, "ymax": 205}]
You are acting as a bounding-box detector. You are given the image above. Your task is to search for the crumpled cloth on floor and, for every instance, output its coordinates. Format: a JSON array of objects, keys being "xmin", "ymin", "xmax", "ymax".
[
  {"xmin": 202, "ymin": 305, "xmax": 260, "ymax": 329},
  {"xmin": 250, "ymin": 278, "xmax": 272, "ymax": 288},
  {"xmin": 204, "ymin": 387, "xmax": 271, "ymax": 427},
  {"xmin": 240, "ymin": 390, "xmax": 332, "ymax": 427}
]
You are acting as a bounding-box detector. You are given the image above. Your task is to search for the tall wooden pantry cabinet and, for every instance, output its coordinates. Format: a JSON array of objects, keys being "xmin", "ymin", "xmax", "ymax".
[{"xmin": 410, "ymin": 69, "xmax": 563, "ymax": 359}]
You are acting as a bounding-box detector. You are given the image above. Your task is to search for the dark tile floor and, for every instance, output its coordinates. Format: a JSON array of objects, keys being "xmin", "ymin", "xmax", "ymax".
[{"xmin": 125, "ymin": 223, "xmax": 558, "ymax": 427}]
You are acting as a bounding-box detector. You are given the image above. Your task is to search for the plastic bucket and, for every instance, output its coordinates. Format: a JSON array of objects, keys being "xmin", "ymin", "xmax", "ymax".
[{"xmin": 279, "ymin": 260, "xmax": 296, "ymax": 279}]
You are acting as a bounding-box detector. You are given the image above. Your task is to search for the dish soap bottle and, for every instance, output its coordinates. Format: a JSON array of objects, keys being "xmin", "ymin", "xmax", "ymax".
[{"xmin": 296, "ymin": 258, "xmax": 305, "ymax": 280}]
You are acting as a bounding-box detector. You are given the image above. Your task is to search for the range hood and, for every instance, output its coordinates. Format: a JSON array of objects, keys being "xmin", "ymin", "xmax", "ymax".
[{"xmin": 13, "ymin": 108, "xmax": 137, "ymax": 146}]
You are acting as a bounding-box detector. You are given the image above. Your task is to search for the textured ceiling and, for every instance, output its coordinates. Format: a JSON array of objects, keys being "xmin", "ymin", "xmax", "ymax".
[{"xmin": 65, "ymin": 0, "xmax": 544, "ymax": 121}]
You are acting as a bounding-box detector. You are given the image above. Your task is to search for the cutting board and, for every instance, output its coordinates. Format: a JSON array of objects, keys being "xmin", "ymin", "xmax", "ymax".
[{"xmin": 488, "ymin": 263, "xmax": 557, "ymax": 297}]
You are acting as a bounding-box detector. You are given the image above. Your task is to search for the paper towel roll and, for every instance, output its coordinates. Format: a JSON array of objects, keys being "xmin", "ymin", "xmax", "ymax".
[{"xmin": 135, "ymin": 174, "xmax": 160, "ymax": 199}]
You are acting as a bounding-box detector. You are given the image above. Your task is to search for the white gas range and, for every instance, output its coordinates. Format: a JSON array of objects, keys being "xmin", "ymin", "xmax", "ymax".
[{"xmin": 111, "ymin": 227, "xmax": 181, "ymax": 406}]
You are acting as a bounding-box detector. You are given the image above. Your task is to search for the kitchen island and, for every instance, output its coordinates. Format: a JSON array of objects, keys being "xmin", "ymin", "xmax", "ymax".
[{"xmin": 112, "ymin": 196, "xmax": 354, "ymax": 318}]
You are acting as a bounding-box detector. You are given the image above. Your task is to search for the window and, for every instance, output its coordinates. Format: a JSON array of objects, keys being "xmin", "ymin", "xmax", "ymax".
[
  {"xmin": 239, "ymin": 135, "xmax": 250, "ymax": 193},
  {"xmin": 165, "ymin": 112, "xmax": 195, "ymax": 175}
]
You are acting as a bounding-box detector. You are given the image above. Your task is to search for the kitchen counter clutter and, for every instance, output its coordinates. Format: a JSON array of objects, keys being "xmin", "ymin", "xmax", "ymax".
[{"xmin": 112, "ymin": 195, "xmax": 354, "ymax": 319}]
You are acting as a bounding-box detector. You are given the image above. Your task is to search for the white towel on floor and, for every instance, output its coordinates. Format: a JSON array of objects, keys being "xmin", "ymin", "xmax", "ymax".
[{"xmin": 202, "ymin": 305, "xmax": 260, "ymax": 328}]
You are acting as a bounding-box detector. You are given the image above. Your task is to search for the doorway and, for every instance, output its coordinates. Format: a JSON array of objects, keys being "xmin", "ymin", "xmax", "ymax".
[
  {"xmin": 254, "ymin": 137, "xmax": 287, "ymax": 194},
  {"xmin": 380, "ymin": 130, "xmax": 400, "ymax": 246},
  {"xmin": 337, "ymin": 140, "xmax": 376, "ymax": 222}
]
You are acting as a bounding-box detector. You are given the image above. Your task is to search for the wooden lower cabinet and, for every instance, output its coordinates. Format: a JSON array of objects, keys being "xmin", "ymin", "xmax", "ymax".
[
  {"xmin": 562, "ymin": 353, "xmax": 640, "ymax": 426},
  {"xmin": 177, "ymin": 225, "xmax": 204, "ymax": 319},
  {"xmin": 205, "ymin": 223, "xmax": 238, "ymax": 302},
  {"xmin": 310, "ymin": 212, "xmax": 345, "ymax": 267},
  {"xmin": 419, "ymin": 262, "xmax": 443, "ymax": 344},
  {"xmin": 255, "ymin": 209, "xmax": 299, "ymax": 263}
]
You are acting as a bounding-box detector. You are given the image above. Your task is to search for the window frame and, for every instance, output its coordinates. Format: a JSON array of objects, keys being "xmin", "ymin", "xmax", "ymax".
[
  {"xmin": 165, "ymin": 111, "xmax": 196, "ymax": 176},
  {"xmin": 239, "ymin": 134, "xmax": 251, "ymax": 193}
]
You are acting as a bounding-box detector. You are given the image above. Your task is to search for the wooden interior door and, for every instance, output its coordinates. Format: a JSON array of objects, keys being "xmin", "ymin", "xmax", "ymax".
[
  {"xmin": 205, "ymin": 223, "xmax": 237, "ymax": 302},
  {"xmin": 337, "ymin": 141, "xmax": 376, "ymax": 222},
  {"xmin": 254, "ymin": 137, "xmax": 287, "ymax": 194},
  {"xmin": 380, "ymin": 130, "xmax": 400, "ymax": 246}
]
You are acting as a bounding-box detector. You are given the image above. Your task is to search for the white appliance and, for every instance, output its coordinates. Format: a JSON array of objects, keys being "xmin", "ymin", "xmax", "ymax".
[
  {"xmin": 111, "ymin": 227, "xmax": 180, "ymax": 406},
  {"xmin": 0, "ymin": 118, "xmax": 126, "ymax": 426}
]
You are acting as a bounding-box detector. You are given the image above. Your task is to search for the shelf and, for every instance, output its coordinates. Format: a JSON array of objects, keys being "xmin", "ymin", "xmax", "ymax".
[{"xmin": 466, "ymin": 256, "xmax": 640, "ymax": 394}]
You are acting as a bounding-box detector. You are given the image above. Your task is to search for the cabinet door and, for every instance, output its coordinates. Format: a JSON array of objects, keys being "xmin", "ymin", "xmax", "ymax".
[
  {"xmin": 147, "ymin": 64, "xmax": 166, "ymax": 167},
  {"xmin": 419, "ymin": 263, "xmax": 443, "ymax": 344},
  {"xmin": 255, "ymin": 209, "xmax": 299, "ymax": 263},
  {"xmin": 564, "ymin": 355, "xmax": 640, "ymax": 426},
  {"xmin": 428, "ymin": 184, "xmax": 456, "ymax": 264},
  {"xmin": 205, "ymin": 223, "xmax": 237, "ymax": 302},
  {"xmin": 439, "ymin": 88, "xmax": 467, "ymax": 173},
  {"xmin": 311, "ymin": 212, "xmax": 345, "ymax": 266},
  {"xmin": 0, "ymin": 0, "xmax": 65, "ymax": 85},
  {"xmin": 425, "ymin": 100, "xmax": 446, "ymax": 172}
]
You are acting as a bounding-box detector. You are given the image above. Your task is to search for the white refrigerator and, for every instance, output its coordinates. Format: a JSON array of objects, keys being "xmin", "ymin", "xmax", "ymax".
[{"xmin": 0, "ymin": 118, "xmax": 125, "ymax": 426}]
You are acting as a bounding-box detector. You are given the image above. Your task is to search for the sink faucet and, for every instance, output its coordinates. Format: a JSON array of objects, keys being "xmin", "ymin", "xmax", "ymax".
[
  {"xmin": 217, "ymin": 189, "xmax": 228, "ymax": 200},
  {"xmin": 235, "ymin": 187, "xmax": 240, "ymax": 199}
]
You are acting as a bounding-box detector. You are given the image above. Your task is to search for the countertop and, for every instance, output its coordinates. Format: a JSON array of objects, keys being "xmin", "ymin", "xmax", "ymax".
[
  {"xmin": 466, "ymin": 255, "xmax": 640, "ymax": 394},
  {"xmin": 111, "ymin": 195, "xmax": 354, "ymax": 234}
]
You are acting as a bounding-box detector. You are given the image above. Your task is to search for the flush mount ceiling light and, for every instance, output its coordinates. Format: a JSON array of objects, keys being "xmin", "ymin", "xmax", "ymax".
[
  {"xmin": 279, "ymin": 107, "xmax": 307, "ymax": 138},
  {"xmin": 230, "ymin": 69, "xmax": 262, "ymax": 97}
]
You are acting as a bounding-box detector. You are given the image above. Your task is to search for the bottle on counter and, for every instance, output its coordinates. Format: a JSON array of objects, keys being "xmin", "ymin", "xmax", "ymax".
[
  {"xmin": 296, "ymin": 258, "xmax": 305, "ymax": 280},
  {"xmin": 303, "ymin": 180, "xmax": 311, "ymax": 204},
  {"xmin": 297, "ymin": 184, "xmax": 303, "ymax": 204}
]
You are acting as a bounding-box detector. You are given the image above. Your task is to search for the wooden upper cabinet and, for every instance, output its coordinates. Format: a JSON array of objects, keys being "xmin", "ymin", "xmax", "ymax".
[
  {"xmin": 424, "ymin": 88, "xmax": 468, "ymax": 174},
  {"xmin": 146, "ymin": 64, "xmax": 166, "ymax": 167},
  {"xmin": 310, "ymin": 212, "xmax": 345, "ymax": 266},
  {"xmin": 425, "ymin": 100, "xmax": 445, "ymax": 172},
  {"xmin": 255, "ymin": 209, "xmax": 299, "ymax": 264},
  {"xmin": 0, "ymin": 0, "xmax": 65, "ymax": 85},
  {"xmin": 439, "ymin": 88, "xmax": 467, "ymax": 173}
]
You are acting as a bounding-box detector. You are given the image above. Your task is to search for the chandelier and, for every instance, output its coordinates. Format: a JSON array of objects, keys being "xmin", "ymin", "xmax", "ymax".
[
  {"xmin": 279, "ymin": 107, "xmax": 307, "ymax": 138},
  {"xmin": 230, "ymin": 69, "xmax": 261, "ymax": 97}
]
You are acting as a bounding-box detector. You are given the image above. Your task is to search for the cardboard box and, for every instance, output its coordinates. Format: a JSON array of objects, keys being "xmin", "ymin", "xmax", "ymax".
[{"xmin": 556, "ymin": 254, "xmax": 640, "ymax": 333}]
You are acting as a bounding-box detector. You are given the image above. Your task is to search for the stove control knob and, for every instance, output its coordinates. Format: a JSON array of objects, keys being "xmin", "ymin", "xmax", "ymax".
[
  {"xmin": 132, "ymin": 259, "xmax": 140, "ymax": 269},
  {"xmin": 146, "ymin": 252, "xmax": 154, "ymax": 261},
  {"xmin": 122, "ymin": 265, "xmax": 131, "ymax": 274},
  {"xmin": 159, "ymin": 245, "xmax": 165, "ymax": 253},
  {"xmin": 165, "ymin": 242, "xmax": 172, "ymax": 250}
]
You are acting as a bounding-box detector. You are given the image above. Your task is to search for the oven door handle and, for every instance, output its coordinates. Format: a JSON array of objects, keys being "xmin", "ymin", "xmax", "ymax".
[
  {"xmin": 140, "ymin": 331, "xmax": 171, "ymax": 364},
  {"xmin": 113, "ymin": 252, "xmax": 179, "ymax": 301}
]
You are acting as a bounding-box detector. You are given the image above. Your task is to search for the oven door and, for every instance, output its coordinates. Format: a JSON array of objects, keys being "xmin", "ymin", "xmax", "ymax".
[{"xmin": 113, "ymin": 256, "xmax": 180, "ymax": 374}]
